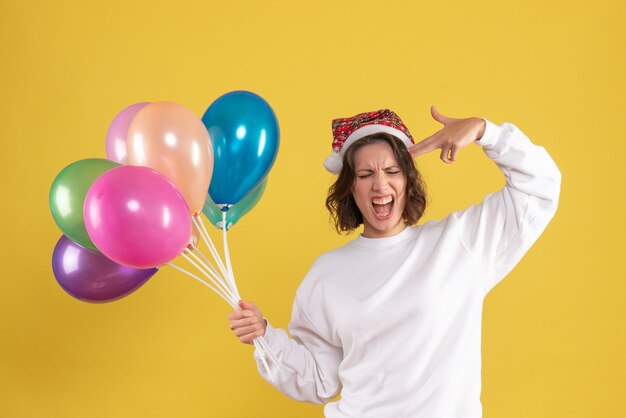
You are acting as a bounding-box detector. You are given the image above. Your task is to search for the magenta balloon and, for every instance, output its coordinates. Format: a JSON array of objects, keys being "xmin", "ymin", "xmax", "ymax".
[
  {"xmin": 52, "ymin": 235, "xmax": 157, "ymax": 303},
  {"xmin": 84, "ymin": 165, "xmax": 191, "ymax": 268},
  {"xmin": 105, "ymin": 102, "xmax": 150, "ymax": 164}
]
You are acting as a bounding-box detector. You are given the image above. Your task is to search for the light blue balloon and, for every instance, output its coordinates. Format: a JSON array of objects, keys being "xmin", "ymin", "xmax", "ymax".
[{"xmin": 202, "ymin": 91, "xmax": 279, "ymax": 205}]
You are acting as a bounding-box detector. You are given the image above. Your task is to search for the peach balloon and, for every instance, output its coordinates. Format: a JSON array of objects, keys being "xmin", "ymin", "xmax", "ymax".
[{"xmin": 127, "ymin": 102, "xmax": 213, "ymax": 214}]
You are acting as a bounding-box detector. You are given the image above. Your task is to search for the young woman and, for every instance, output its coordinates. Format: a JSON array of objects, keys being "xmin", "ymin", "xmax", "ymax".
[{"xmin": 228, "ymin": 107, "xmax": 561, "ymax": 418}]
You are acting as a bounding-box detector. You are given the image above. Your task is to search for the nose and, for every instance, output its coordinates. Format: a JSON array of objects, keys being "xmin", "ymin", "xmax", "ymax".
[{"xmin": 372, "ymin": 172, "xmax": 389, "ymax": 192}]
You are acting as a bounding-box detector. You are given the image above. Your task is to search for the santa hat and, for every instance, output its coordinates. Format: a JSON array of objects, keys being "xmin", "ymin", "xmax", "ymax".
[{"xmin": 324, "ymin": 109, "xmax": 414, "ymax": 174}]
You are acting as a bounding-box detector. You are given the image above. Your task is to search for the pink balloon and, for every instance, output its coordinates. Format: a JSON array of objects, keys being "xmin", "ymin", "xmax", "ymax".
[
  {"xmin": 84, "ymin": 165, "xmax": 191, "ymax": 269},
  {"xmin": 106, "ymin": 102, "xmax": 150, "ymax": 164}
]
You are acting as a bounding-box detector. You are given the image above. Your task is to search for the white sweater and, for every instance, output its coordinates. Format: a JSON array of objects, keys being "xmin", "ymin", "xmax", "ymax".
[{"xmin": 254, "ymin": 119, "xmax": 561, "ymax": 417}]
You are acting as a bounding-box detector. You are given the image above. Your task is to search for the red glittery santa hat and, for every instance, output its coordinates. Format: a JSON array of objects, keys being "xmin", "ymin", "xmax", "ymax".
[{"xmin": 324, "ymin": 109, "xmax": 414, "ymax": 174}]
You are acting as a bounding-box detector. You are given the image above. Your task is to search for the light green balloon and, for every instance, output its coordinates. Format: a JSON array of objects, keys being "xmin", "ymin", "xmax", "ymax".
[
  {"xmin": 202, "ymin": 178, "xmax": 268, "ymax": 230},
  {"xmin": 49, "ymin": 158, "xmax": 119, "ymax": 251}
]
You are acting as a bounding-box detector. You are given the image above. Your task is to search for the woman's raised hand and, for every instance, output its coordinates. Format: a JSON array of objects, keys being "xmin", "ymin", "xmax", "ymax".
[
  {"xmin": 409, "ymin": 106, "xmax": 486, "ymax": 164},
  {"xmin": 228, "ymin": 300, "xmax": 267, "ymax": 345}
]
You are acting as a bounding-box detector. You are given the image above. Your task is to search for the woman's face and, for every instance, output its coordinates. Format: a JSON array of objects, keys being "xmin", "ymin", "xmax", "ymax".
[{"xmin": 351, "ymin": 141, "xmax": 407, "ymax": 238}]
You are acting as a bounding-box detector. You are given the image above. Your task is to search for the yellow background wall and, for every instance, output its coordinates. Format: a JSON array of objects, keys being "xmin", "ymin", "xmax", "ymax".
[{"xmin": 1, "ymin": 1, "xmax": 624, "ymax": 417}]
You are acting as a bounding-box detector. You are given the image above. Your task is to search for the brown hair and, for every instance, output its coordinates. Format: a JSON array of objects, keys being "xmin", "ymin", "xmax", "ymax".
[{"xmin": 326, "ymin": 133, "xmax": 428, "ymax": 234}]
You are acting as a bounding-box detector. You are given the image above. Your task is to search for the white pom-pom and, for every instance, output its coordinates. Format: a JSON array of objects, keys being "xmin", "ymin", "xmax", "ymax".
[{"xmin": 323, "ymin": 153, "xmax": 342, "ymax": 174}]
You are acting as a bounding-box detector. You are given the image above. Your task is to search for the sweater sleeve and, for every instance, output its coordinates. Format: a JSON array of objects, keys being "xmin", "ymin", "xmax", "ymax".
[
  {"xmin": 450, "ymin": 119, "xmax": 562, "ymax": 295},
  {"xmin": 253, "ymin": 294, "xmax": 343, "ymax": 404}
]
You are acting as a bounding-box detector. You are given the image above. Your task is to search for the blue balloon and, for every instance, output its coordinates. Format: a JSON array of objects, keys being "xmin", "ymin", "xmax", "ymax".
[{"xmin": 202, "ymin": 91, "xmax": 279, "ymax": 205}]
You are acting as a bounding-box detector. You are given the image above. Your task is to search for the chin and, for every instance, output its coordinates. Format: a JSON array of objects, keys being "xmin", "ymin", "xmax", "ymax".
[{"xmin": 363, "ymin": 215, "xmax": 405, "ymax": 238}]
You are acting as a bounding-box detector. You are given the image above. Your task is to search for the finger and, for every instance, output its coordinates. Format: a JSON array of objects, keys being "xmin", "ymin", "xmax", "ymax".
[
  {"xmin": 440, "ymin": 145, "xmax": 452, "ymax": 164},
  {"xmin": 409, "ymin": 134, "xmax": 439, "ymax": 158},
  {"xmin": 431, "ymin": 105, "xmax": 453, "ymax": 126},
  {"xmin": 240, "ymin": 329, "xmax": 265, "ymax": 344},
  {"xmin": 239, "ymin": 300, "xmax": 258, "ymax": 311},
  {"xmin": 227, "ymin": 310, "xmax": 251, "ymax": 320},
  {"xmin": 234, "ymin": 323, "xmax": 263, "ymax": 337},
  {"xmin": 449, "ymin": 144, "xmax": 460, "ymax": 161},
  {"xmin": 227, "ymin": 311, "xmax": 244, "ymax": 320},
  {"xmin": 230, "ymin": 316, "xmax": 258, "ymax": 329},
  {"xmin": 227, "ymin": 309, "xmax": 255, "ymax": 320}
]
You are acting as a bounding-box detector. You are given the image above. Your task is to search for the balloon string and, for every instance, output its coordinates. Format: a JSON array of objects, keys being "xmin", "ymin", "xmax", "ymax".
[
  {"xmin": 211, "ymin": 215, "xmax": 239, "ymax": 298},
  {"xmin": 192, "ymin": 215, "xmax": 279, "ymax": 372},
  {"xmin": 166, "ymin": 262, "xmax": 235, "ymax": 307},
  {"xmin": 193, "ymin": 215, "xmax": 239, "ymax": 299},
  {"xmin": 192, "ymin": 214, "xmax": 229, "ymax": 278},
  {"xmin": 257, "ymin": 334, "xmax": 281, "ymax": 371},
  {"xmin": 255, "ymin": 335, "xmax": 282, "ymax": 372},
  {"xmin": 183, "ymin": 249, "xmax": 236, "ymax": 304},
  {"xmin": 181, "ymin": 252, "xmax": 237, "ymax": 306},
  {"xmin": 190, "ymin": 242, "xmax": 222, "ymax": 279},
  {"xmin": 190, "ymin": 241, "xmax": 242, "ymax": 304},
  {"xmin": 192, "ymin": 214, "xmax": 228, "ymax": 277},
  {"xmin": 254, "ymin": 339, "xmax": 272, "ymax": 378},
  {"xmin": 168, "ymin": 261, "xmax": 274, "ymax": 375},
  {"xmin": 184, "ymin": 246, "xmax": 230, "ymax": 293},
  {"xmin": 219, "ymin": 210, "xmax": 281, "ymax": 371},
  {"xmin": 222, "ymin": 211, "xmax": 236, "ymax": 280}
]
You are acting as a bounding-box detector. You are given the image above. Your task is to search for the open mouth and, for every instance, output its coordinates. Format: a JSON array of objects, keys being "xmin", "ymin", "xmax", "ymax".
[{"xmin": 371, "ymin": 195, "xmax": 394, "ymax": 219}]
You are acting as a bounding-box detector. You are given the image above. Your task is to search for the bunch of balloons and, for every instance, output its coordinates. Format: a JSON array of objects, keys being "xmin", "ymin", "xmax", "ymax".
[{"xmin": 49, "ymin": 91, "xmax": 281, "ymax": 372}]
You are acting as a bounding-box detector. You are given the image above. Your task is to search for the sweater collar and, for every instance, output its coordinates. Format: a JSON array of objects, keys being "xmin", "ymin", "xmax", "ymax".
[{"xmin": 352, "ymin": 225, "xmax": 418, "ymax": 249}]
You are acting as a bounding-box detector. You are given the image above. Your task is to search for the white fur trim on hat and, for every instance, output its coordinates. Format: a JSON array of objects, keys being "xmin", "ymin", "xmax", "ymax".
[
  {"xmin": 341, "ymin": 124, "xmax": 413, "ymax": 156},
  {"xmin": 323, "ymin": 124, "xmax": 413, "ymax": 174},
  {"xmin": 323, "ymin": 152, "xmax": 342, "ymax": 174}
]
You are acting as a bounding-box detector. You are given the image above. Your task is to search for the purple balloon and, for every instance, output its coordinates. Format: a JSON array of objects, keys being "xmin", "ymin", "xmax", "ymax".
[
  {"xmin": 106, "ymin": 102, "xmax": 150, "ymax": 164},
  {"xmin": 84, "ymin": 165, "xmax": 192, "ymax": 269},
  {"xmin": 52, "ymin": 235, "xmax": 157, "ymax": 303}
]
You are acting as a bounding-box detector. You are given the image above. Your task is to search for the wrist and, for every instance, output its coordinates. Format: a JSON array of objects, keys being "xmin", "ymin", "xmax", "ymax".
[{"xmin": 474, "ymin": 117, "xmax": 486, "ymax": 141}]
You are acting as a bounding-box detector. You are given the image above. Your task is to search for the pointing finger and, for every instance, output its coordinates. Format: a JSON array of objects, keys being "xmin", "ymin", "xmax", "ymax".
[
  {"xmin": 431, "ymin": 105, "xmax": 454, "ymax": 126},
  {"xmin": 409, "ymin": 134, "xmax": 438, "ymax": 158}
]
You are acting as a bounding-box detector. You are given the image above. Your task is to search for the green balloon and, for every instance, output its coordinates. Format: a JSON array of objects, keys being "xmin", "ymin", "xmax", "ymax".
[
  {"xmin": 49, "ymin": 158, "xmax": 119, "ymax": 251},
  {"xmin": 202, "ymin": 178, "xmax": 268, "ymax": 231}
]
